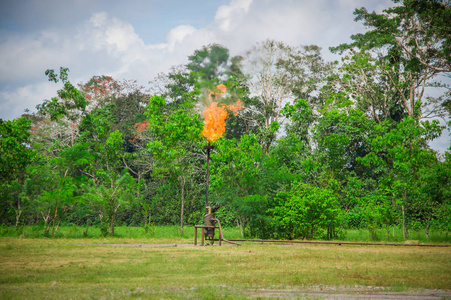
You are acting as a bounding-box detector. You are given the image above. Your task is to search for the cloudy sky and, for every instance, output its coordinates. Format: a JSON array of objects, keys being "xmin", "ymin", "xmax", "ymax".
[{"xmin": 0, "ymin": 0, "xmax": 449, "ymax": 151}]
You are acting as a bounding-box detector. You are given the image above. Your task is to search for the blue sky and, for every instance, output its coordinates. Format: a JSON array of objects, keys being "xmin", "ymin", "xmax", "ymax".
[
  {"xmin": 0, "ymin": 0, "xmax": 449, "ymax": 152},
  {"xmin": 0, "ymin": 0, "xmax": 230, "ymax": 43}
]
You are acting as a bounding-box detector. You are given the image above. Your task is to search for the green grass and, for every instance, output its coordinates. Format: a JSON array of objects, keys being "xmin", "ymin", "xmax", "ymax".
[
  {"xmin": 1, "ymin": 225, "xmax": 449, "ymax": 244},
  {"xmin": 0, "ymin": 237, "xmax": 450, "ymax": 299},
  {"xmin": 340, "ymin": 227, "xmax": 451, "ymax": 244},
  {"xmin": 0, "ymin": 225, "xmax": 244, "ymax": 241}
]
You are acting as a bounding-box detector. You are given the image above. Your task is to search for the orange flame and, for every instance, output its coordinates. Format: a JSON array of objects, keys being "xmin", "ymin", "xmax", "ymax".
[
  {"xmin": 216, "ymin": 84, "xmax": 227, "ymax": 95},
  {"xmin": 201, "ymin": 84, "xmax": 243, "ymax": 142},
  {"xmin": 225, "ymin": 99, "xmax": 243, "ymax": 116},
  {"xmin": 202, "ymin": 102, "xmax": 228, "ymax": 142}
]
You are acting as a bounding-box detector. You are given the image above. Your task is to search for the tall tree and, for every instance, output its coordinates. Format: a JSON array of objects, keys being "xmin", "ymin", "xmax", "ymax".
[
  {"xmin": 278, "ymin": 45, "xmax": 332, "ymax": 106},
  {"xmin": 187, "ymin": 44, "xmax": 243, "ymax": 81},
  {"xmin": 146, "ymin": 95, "xmax": 204, "ymax": 236},
  {"xmin": 151, "ymin": 65, "xmax": 198, "ymax": 106},
  {"xmin": 37, "ymin": 67, "xmax": 88, "ymax": 146},
  {"xmin": 331, "ymin": 0, "xmax": 451, "ymax": 120},
  {"xmin": 81, "ymin": 130, "xmax": 140, "ymax": 235},
  {"xmin": 359, "ymin": 117, "xmax": 444, "ymax": 238},
  {"xmin": 0, "ymin": 117, "xmax": 35, "ymax": 229},
  {"xmin": 241, "ymin": 40, "xmax": 294, "ymax": 153},
  {"xmin": 211, "ymin": 134, "xmax": 264, "ymax": 237}
]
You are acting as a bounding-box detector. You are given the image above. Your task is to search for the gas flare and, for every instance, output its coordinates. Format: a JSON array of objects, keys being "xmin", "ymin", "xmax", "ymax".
[
  {"xmin": 225, "ymin": 99, "xmax": 243, "ymax": 116},
  {"xmin": 212, "ymin": 84, "xmax": 227, "ymax": 97},
  {"xmin": 202, "ymin": 102, "xmax": 228, "ymax": 142},
  {"xmin": 201, "ymin": 84, "xmax": 243, "ymax": 142}
]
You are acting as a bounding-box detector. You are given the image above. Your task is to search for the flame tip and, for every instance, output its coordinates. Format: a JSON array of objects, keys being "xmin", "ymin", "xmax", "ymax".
[{"xmin": 201, "ymin": 84, "xmax": 243, "ymax": 142}]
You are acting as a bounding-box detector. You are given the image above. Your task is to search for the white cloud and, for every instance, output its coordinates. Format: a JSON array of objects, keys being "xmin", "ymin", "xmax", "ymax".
[
  {"xmin": 86, "ymin": 12, "xmax": 145, "ymax": 53},
  {"xmin": 166, "ymin": 25, "xmax": 196, "ymax": 51},
  {"xmin": 0, "ymin": 81, "xmax": 56, "ymax": 120},
  {"xmin": 0, "ymin": 30, "xmax": 70, "ymax": 82},
  {"xmin": 430, "ymin": 130, "xmax": 451, "ymax": 156},
  {"xmin": 0, "ymin": 0, "xmax": 399, "ymax": 89},
  {"xmin": 200, "ymin": 0, "xmax": 361, "ymax": 57},
  {"xmin": 75, "ymin": 12, "xmax": 151, "ymax": 77},
  {"xmin": 215, "ymin": 0, "xmax": 252, "ymax": 31}
]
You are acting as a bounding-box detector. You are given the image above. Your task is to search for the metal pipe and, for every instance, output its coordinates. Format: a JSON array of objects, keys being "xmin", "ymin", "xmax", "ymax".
[
  {"xmin": 205, "ymin": 146, "xmax": 210, "ymax": 214},
  {"xmin": 214, "ymin": 218, "xmax": 241, "ymax": 246},
  {"xmin": 226, "ymin": 239, "xmax": 451, "ymax": 247},
  {"xmin": 204, "ymin": 144, "xmax": 214, "ymax": 215}
]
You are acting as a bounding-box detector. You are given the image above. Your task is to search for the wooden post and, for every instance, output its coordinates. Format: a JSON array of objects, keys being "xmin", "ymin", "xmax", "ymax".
[
  {"xmin": 194, "ymin": 226, "xmax": 197, "ymax": 245},
  {"xmin": 201, "ymin": 228, "xmax": 205, "ymax": 246}
]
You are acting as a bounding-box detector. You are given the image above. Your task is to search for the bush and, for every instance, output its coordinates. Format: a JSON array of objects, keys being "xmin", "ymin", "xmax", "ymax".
[{"xmin": 271, "ymin": 183, "xmax": 340, "ymax": 240}]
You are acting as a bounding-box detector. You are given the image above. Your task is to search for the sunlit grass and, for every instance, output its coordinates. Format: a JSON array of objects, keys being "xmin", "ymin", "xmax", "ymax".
[
  {"xmin": 0, "ymin": 237, "xmax": 450, "ymax": 299},
  {"xmin": 340, "ymin": 227, "xmax": 451, "ymax": 244},
  {"xmin": 1, "ymin": 225, "xmax": 449, "ymax": 244},
  {"xmin": 0, "ymin": 224, "xmax": 243, "ymax": 240}
]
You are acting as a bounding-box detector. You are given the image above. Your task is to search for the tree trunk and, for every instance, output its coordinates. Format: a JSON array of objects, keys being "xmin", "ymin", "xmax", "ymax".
[
  {"xmin": 70, "ymin": 122, "xmax": 75, "ymax": 146},
  {"xmin": 84, "ymin": 220, "xmax": 90, "ymax": 237},
  {"xmin": 180, "ymin": 177, "xmax": 185, "ymax": 237},
  {"xmin": 42, "ymin": 211, "xmax": 51, "ymax": 235},
  {"xmin": 340, "ymin": 210, "xmax": 349, "ymax": 239},
  {"xmin": 14, "ymin": 199, "xmax": 22, "ymax": 231},
  {"xmin": 110, "ymin": 214, "xmax": 115, "ymax": 235},
  {"xmin": 238, "ymin": 217, "xmax": 246, "ymax": 237},
  {"xmin": 402, "ymin": 191, "xmax": 407, "ymax": 240},
  {"xmin": 54, "ymin": 207, "xmax": 66, "ymax": 235},
  {"xmin": 51, "ymin": 204, "xmax": 59, "ymax": 237},
  {"xmin": 402, "ymin": 204, "xmax": 406, "ymax": 240},
  {"xmin": 15, "ymin": 211, "xmax": 21, "ymax": 230}
]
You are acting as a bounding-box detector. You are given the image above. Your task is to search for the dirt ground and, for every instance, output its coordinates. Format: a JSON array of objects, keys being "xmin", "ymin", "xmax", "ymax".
[{"xmin": 243, "ymin": 286, "xmax": 451, "ymax": 299}]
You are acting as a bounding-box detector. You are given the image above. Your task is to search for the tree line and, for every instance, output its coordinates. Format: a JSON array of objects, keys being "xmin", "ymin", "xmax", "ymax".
[{"xmin": 1, "ymin": 0, "xmax": 450, "ymax": 240}]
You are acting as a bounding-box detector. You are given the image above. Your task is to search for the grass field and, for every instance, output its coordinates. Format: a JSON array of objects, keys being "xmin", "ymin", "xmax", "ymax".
[
  {"xmin": 1, "ymin": 225, "xmax": 450, "ymax": 244},
  {"xmin": 1, "ymin": 235, "xmax": 450, "ymax": 299}
]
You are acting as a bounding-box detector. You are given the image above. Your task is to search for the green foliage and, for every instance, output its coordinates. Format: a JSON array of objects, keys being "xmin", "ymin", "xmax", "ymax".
[
  {"xmin": 316, "ymin": 109, "xmax": 368, "ymax": 174},
  {"xmin": 0, "ymin": 117, "xmax": 34, "ymax": 183},
  {"xmin": 83, "ymin": 169, "xmax": 139, "ymax": 236},
  {"xmin": 357, "ymin": 117, "xmax": 446, "ymax": 239},
  {"xmin": 38, "ymin": 68, "xmax": 88, "ymax": 122},
  {"xmin": 187, "ymin": 44, "xmax": 242, "ymax": 81},
  {"xmin": 271, "ymin": 183, "xmax": 340, "ymax": 240},
  {"xmin": 211, "ymin": 134, "xmax": 263, "ymax": 235},
  {"xmin": 146, "ymin": 95, "xmax": 204, "ymax": 235},
  {"xmin": 0, "ymin": 117, "xmax": 35, "ymax": 228}
]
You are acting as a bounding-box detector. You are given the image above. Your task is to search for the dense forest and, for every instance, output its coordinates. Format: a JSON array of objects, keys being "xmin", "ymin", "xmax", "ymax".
[{"xmin": 1, "ymin": 0, "xmax": 450, "ymax": 240}]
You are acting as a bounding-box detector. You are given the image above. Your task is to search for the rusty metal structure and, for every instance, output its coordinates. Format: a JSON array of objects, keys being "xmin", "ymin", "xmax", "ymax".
[
  {"xmin": 223, "ymin": 239, "xmax": 451, "ymax": 247},
  {"xmin": 194, "ymin": 145, "xmax": 239, "ymax": 246}
]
